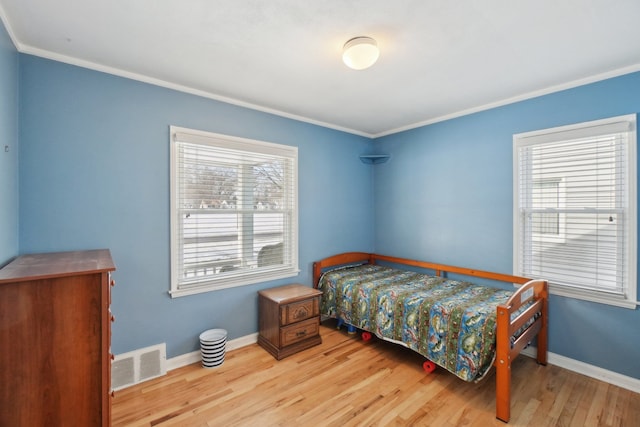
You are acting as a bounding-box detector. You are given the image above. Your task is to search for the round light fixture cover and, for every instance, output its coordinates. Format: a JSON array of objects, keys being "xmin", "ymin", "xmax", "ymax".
[{"xmin": 342, "ymin": 37, "xmax": 379, "ymax": 70}]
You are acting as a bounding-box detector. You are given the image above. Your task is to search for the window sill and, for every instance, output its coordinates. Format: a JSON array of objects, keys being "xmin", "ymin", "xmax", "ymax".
[{"xmin": 169, "ymin": 268, "xmax": 300, "ymax": 298}]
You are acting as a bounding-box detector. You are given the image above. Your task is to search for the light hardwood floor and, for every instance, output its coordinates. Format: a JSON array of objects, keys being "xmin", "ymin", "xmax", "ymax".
[{"xmin": 112, "ymin": 320, "xmax": 640, "ymax": 426}]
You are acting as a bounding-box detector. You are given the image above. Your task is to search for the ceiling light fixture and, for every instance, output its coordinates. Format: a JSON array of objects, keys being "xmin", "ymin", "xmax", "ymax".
[{"xmin": 342, "ymin": 36, "xmax": 379, "ymax": 70}]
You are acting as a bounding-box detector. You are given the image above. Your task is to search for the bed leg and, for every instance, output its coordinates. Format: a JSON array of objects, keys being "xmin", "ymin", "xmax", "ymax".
[
  {"xmin": 537, "ymin": 287, "xmax": 549, "ymax": 366},
  {"xmin": 537, "ymin": 329, "xmax": 548, "ymax": 366},
  {"xmin": 496, "ymin": 307, "xmax": 511, "ymax": 422},
  {"xmin": 495, "ymin": 356, "xmax": 511, "ymax": 422}
]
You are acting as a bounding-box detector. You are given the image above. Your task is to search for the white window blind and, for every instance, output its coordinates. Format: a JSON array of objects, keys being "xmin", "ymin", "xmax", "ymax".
[
  {"xmin": 514, "ymin": 115, "xmax": 637, "ymax": 308},
  {"xmin": 170, "ymin": 126, "xmax": 299, "ymax": 297}
]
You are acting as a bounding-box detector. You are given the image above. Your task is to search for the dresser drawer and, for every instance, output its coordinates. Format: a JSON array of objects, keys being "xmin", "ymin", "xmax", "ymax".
[
  {"xmin": 280, "ymin": 297, "xmax": 319, "ymax": 326},
  {"xmin": 280, "ymin": 317, "xmax": 319, "ymax": 347}
]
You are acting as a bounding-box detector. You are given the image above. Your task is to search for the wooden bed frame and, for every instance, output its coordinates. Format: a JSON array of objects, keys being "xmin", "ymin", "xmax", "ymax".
[{"xmin": 312, "ymin": 252, "xmax": 548, "ymax": 423}]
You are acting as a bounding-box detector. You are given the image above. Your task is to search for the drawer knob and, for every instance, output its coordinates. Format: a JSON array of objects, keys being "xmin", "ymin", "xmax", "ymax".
[{"xmin": 296, "ymin": 331, "xmax": 306, "ymax": 337}]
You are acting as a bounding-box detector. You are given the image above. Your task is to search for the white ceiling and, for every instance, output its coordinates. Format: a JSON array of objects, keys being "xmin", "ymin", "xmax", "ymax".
[{"xmin": 1, "ymin": 0, "xmax": 640, "ymax": 138}]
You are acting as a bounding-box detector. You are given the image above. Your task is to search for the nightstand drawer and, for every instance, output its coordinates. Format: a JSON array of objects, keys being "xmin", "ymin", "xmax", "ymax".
[
  {"xmin": 280, "ymin": 297, "xmax": 318, "ymax": 326},
  {"xmin": 280, "ymin": 317, "xmax": 319, "ymax": 347}
]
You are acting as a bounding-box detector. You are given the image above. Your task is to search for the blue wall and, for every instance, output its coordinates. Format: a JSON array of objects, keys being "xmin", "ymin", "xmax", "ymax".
[
  {"xmin": 4, "ymin": 12, "xmax": 639, "ymax": 379},
  {"xmin": 18, "ymin": 55, "xmax": 374, "ymax": 357},
  {"xmin": 0, "ymin": 20, "xmax": 18, "ymax": 265},
  {"xmin": 373, "ymin": 72, "xmax": 640, "ymax": 379}
]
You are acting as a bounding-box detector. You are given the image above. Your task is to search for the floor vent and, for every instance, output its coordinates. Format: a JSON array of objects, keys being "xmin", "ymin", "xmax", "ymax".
[{"xmin": 112, "ymin": 343, "xmax": 166, "ymax": 391}]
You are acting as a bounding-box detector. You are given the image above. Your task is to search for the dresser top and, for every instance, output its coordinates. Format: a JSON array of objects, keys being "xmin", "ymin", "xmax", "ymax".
[
  {"xmin": 0, "ymin": 249, "xmax": 115, "ymax": 283},
  {"xmin": 258, "ymin": 283, "xmax": 322, "ymax": 304}
]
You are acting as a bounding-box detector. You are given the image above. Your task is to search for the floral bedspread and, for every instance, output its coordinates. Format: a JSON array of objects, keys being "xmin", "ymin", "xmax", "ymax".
[{"xmin": 319, "ymin": 264, "xmax": 515, "ymax": 382}]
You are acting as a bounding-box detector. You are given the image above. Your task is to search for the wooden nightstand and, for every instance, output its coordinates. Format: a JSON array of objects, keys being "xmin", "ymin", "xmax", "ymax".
[{"xmin": 258, "ymin": 284, "xmax": 323, "ymax": 360}]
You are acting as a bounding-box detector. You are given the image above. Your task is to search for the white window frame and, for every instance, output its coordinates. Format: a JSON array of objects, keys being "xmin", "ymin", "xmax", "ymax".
[
  {"xmin": 169, "ymin": 126, "xmax": 299, "ymax": 297},
  {"xmin": 513, "ymin": 114, "xmax": 637, "ymax": 309}
]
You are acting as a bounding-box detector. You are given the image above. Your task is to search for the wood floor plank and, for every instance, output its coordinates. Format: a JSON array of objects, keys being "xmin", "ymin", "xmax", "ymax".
[{"xmin": 112, "ymin": 320, "xmax": 640, "ymax": 426}]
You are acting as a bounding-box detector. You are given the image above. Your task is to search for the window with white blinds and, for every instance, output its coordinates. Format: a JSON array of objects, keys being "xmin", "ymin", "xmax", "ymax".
[
  {"xmin": 170, "ymin": 126, "xmax": 299, "ymax": 297},
  {"xmin": 514, "ymin": 114, "xmax": 637, "ymax": 308}
]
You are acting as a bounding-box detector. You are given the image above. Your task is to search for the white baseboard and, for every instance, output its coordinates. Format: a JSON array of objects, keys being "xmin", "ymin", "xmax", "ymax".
[
  {"xmin": 521, "ymin": 347, "xmax": 640, "ymax": 394},
  {"xmin": 166, "ymin": 332, "xmax": 258, "ymax": 372}
]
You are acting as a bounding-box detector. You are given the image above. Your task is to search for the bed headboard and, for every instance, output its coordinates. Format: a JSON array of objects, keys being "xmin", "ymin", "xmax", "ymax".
[{"xmin": 312, "ymin": 252, "xmax": 373, "ymax": 288}]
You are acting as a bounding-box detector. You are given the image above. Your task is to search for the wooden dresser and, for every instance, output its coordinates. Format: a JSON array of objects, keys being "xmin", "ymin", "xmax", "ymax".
[
  {"xmin": 258, "ymin": 284, "xmax": 322, "ymax": 360},
  {"xmin": 0, "ymin": 249, "xmax": 116, "ymax": 426}
]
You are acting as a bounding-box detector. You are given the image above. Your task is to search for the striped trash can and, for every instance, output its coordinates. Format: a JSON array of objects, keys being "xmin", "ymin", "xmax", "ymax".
[{"xmin": 199, "ymin": 329, "xmax": 227, "ymax": 368}]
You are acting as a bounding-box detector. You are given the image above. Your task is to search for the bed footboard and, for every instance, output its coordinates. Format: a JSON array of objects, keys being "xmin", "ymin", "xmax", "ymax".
[{"xmin": 495, "ymin": 278, "xmax": 548, "ymax": 422}]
